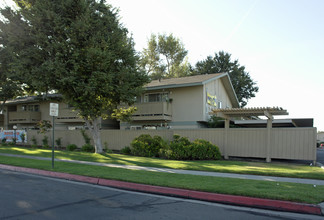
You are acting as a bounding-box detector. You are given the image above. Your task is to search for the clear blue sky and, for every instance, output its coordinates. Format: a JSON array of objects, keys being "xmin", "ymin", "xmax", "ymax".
[
  {"xmin": 108, "ymin": 0, "xmax": 324, "ymax": 131},
  {"xmin": 2, "ymin": 0, "xmax": 324, "ymax": 131}
]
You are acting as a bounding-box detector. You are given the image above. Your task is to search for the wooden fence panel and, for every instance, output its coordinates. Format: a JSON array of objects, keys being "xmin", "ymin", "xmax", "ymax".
[{"xmin": 25, "ymin": 127, "xmax": 317, "ymax": 162}]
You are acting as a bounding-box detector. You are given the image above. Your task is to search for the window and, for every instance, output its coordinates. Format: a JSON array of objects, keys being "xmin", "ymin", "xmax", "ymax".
[
  {"xmin": 218, "ymin": 101, "xmax": 222, "ymax": 109},
  {"xmin": 22, "ymin": 105, "xmax": 40, "ymax": 112},
  {"xmin": 143, "ymin": 93, "xmax": 169, "ymax": 103}
]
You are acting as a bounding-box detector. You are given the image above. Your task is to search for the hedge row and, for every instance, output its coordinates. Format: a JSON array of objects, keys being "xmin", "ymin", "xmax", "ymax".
[{"xmin": 122, "ymin": 134, "xmax": 221, "ymax": 160}]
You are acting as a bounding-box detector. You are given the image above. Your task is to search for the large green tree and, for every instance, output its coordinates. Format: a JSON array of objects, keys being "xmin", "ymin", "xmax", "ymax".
[
  {"xmin": 140, "ymin": 33, "xmax": 190, "ymax": 79},
  {"xmin": 0, "ymin": 7, "xmax": 23, "ymax": 111},
  {"xmin": 0, "ymin": 0, "xmax": 149, "ymax": 153},
  {"xmin": 194, "ymin": 51, "xmax": 258, "ymax": 107}
]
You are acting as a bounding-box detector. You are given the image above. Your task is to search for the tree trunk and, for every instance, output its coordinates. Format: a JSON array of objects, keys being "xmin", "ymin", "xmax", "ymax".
[{"xmin": 85, "ymin": 117, "xmax": 103, "ymax": 154}]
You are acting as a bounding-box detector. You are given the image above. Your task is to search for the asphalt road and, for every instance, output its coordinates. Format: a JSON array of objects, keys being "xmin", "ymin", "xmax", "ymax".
[
  {"xmin": 317, "ymin": 148, "xmax": 324, "ymax": 164},
  {"xmin": 0, "ymin": 169, "xmax": 322, "ymax": 220}
]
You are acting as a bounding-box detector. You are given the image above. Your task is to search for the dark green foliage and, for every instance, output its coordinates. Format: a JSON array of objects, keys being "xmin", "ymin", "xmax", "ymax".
[
  {"xmin": 20, "ymin": 133, "xmax": 26, "ymax": 143},
  {"xmin": 207, "ymin": 116, "xmax": 225, "ymax": 128},
  {"xmin": 127, "ymin": 134, "xmax": 221, "ymax": 160},
  {"xmin": 164, "ymin": 135, "xmax": 192, "ymax": 160},
  {"xmin": 55, "ymin": 137, "xmax": 62, "ymax": 149},
  {"xmin": 130, "ymin": 134, "xmax": 167, "ymax": 157},
  {"xmin": 193, "ymin": 51, "xmax": 258, "ymax": 107},
  {"xmin": 0, "ymin": 0, "xmax": 149, "ymax": 153},
  {"xmin": 120, "ymin": 146, "xmax": 131, "ymax": 155},
  {"xmin": 1, "ymin": 138, "xmax": 6, "ymax": 144},
  {"xmin": 80, "ymin": 129, "xmax": 91, "ymax": 145},
  {"xmin": 31, "ymin": 136, "xmax": 37, "ymax": 146},
  {"xmin": 81, "ymin": 144, "xmax": 95, "ymax": 153},
  {"xmin": 42, "ymin": 136, "xmax": 49, "ymax": 148},
  {"xmin": 8, "ymin": 141, "xmax": 15, "ymax": 146},
  {"xmin": 190, "ymin": 139, "xmax": 221, "ymax": 160},
  {"xmin": 66, "ymin": 144, "xmax": 78, "ymax": 151}
]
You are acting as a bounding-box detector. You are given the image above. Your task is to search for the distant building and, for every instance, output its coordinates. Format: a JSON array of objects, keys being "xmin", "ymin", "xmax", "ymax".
[{"xmin": 318, "ymin": 131, "xmax": 324, "ymax": 143}]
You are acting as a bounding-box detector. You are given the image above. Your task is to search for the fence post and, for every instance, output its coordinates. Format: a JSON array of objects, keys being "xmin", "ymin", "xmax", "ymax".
[{"xmin": 224, "ymin": 118, "xmax": 230, "ymax": 160}]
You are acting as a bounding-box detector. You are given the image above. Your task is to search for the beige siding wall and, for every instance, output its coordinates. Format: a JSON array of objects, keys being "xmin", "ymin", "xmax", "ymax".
[
  {"xmin": 169, "ymin": 86, "xmax": 204, "ymax": 123},
  {"xmin": 25, "ymin": 127, "xmax": 317, "ymax": 162},
  {"xmin": 204, "ymin": 79, "xmax": 233, "ymax": 120}
]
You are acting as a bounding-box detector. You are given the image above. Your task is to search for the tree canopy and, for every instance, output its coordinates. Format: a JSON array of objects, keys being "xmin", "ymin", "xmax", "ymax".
[
  {"xmin": 140, "ymin": 33, "xmax": 191, "ymax": 79},
  {"xmin": 0, "ymin": 7, "xmax": 23, "ymax": 111},
  {"xmin": 0, "ymin": 0, "xmax": 149, "ymax": 153},
  {"xmin": 194, "ymin": 51, "xmax": 259, "ymax": 107}
]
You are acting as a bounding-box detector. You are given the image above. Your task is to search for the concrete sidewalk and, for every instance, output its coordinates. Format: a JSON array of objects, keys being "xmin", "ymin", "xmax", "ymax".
[{"xmin": 1, "ymin": 152, "xmax": 324, "ymax": 186}]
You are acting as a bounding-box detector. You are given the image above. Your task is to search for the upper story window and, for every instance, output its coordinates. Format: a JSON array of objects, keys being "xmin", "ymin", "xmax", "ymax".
[
  {"xmin": 22, "ymin": 105, "xmax": 40, "ymax": 112},
  {"xmin": 143, "ymin": 93, "xmax": 169, "ymax": 103}
]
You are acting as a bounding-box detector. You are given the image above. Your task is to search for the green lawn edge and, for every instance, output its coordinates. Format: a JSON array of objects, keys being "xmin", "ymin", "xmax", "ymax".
[
  {"xmin": 0, "ymin": 155, "xmax": 323, "ymax": 204},
  {"xmin": 1, "ymin": 146, "xmax": 323, "ymax": 180}
]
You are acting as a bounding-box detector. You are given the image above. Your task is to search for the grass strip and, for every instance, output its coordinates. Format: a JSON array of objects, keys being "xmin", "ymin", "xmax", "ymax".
[
  {"xmin": 1, "ymin": 146, "xmax": 323, "ymax": 180},
  {"xmin": 0, "ymin": 155, "xmax": 323, "ymax": 204}
]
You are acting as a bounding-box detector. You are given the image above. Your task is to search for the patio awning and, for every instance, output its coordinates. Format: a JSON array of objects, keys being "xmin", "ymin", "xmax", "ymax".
[
  {"xmin": 211, "ymin": 107, "xmax": 288, "ymax": 119},
  {"xmin": 211, "ymin": 107, "xmax": 288, "ymax": 163}
]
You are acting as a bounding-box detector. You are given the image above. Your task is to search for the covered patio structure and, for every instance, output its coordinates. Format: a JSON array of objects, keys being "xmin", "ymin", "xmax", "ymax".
[{"xmin": 211, "ymin": 107, "xmax": 290, "ymax": 162}]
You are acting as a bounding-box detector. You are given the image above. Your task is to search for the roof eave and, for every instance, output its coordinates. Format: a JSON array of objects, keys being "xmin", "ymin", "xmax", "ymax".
[{"xmin": 145, "ymin": 82, "xmax": 203, "ymax": 91}]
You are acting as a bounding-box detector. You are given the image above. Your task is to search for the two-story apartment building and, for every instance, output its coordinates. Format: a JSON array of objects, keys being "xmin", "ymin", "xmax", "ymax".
[
  {"xmin": 0, "ymin": 73, "xmax": 239, "ymax": 131},
  {"xmin": 0, "ymin": 94, "xmax": 118, "ymax": 130},
  {"xmin": 120, "ymin": 73, "xmax": 239, "ymax": 130}
]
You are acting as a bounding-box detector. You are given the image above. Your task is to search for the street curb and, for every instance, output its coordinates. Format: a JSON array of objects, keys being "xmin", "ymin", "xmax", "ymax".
[{"xmin": 0, "ymin": 164, "xmax": 323, "ymax": 216}]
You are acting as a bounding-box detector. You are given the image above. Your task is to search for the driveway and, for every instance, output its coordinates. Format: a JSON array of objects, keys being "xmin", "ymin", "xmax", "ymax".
[{"xmin": 317, "ymin": 148, "xmax": 324, "ymax": 165}]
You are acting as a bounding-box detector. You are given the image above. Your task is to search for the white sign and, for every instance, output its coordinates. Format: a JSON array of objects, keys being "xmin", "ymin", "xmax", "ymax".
[{"xmin": 50, "ymin": 103, "xmax": 59, "ymax": 117}]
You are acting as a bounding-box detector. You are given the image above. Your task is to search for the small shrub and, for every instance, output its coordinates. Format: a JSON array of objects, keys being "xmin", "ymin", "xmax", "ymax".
[
  {"xmin": 66, "ymin": 144, "xmax": 78, "ymax": 151},
  {"xmin": 130, "ymin": 134, "xmax": 166, "ymax": 157},
  {"xmin": 20, "ymin": 133, "xmax": 26, "ymax": 143},
  {"xmin": 31, "ymin": 136, "xmax": 37, "ymax": 146},
  {"xmin": 129, "ymin": 134, "xmax": 221, "ymax": 161},
  {"xmin": 55, "ymin": 137, "xmax": 62, "ymax": 149},
  {"xmin": 121, "ymin": 146, "xmax": 131, "ymax": 155},
  {"xmin": 103, "ymin": 142, "xmax": 112, "ymax": 153},
  {"xmin": 190, "ymin": 139, "xmax": 221, "ymax": 160},
  {"xmin": 8, "ymin": 140, "xmax": 15, "ymax": 146},
  {"xmin": 81, "ymin": 144, "xmax": 95, "ymax": 152},
  {"xmin": 42, "ymin": 136, "xmax": 49, "ymax": 148},
  {"xmin": 166, "ymin": 135, "xmax": 191, "ymax": 160},
  {"xmin": 31, "ymin": 144, "xmax": 38, "ymax": 148},
  {"xmin": 1, "ymin": 138, "xmax": 7, "ymax": 146},
  {"xmin": 159, "ymin": 136, "xmax": 221, "ymax": 160}
]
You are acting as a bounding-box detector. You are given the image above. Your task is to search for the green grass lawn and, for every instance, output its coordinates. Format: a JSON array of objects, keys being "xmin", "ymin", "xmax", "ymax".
[
  {"xmin": 1, "ymin": 145, "xmax": 323, "ymax": 180},
  {"xmin": 0, "ymin": 154, "xmax": 323, "ymax": 204}
]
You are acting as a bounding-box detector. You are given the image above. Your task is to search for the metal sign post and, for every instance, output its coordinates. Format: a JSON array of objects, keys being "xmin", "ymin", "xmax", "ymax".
[{"xmin": 49, "ymin": 103, "xmax": 59, "ymax": 169}]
